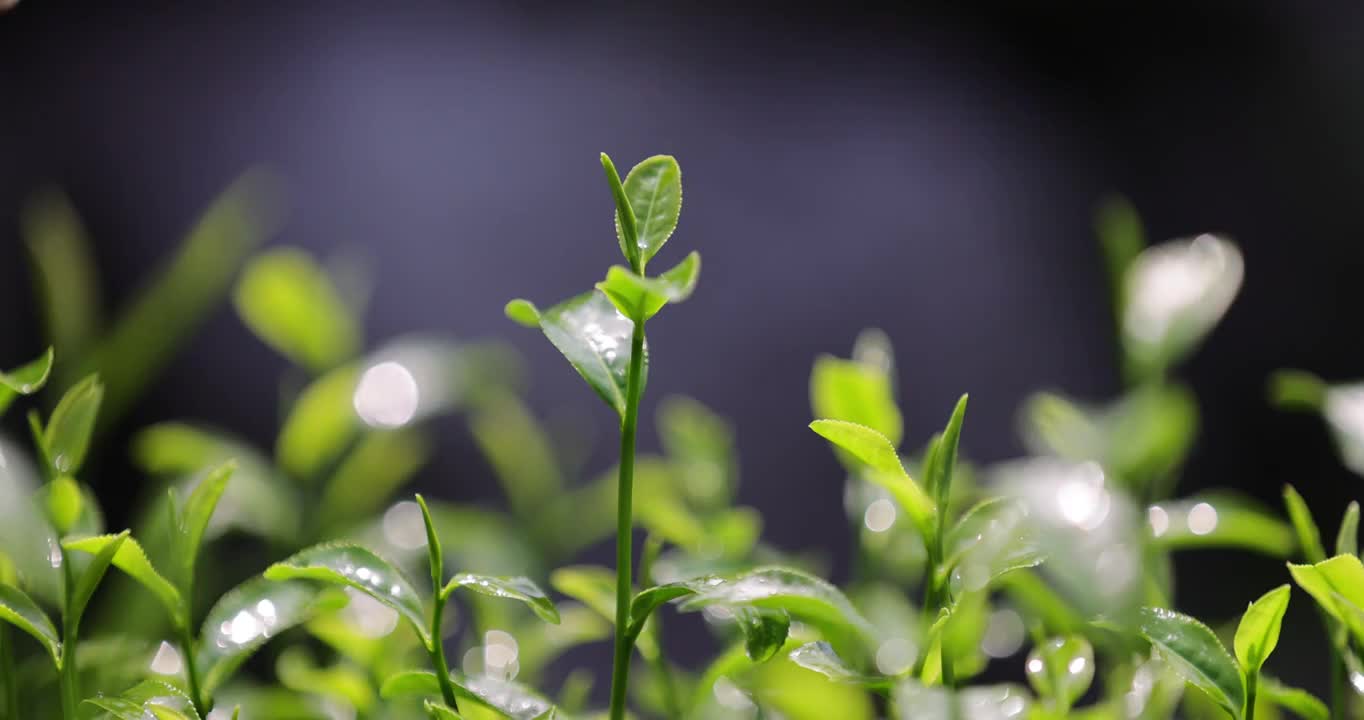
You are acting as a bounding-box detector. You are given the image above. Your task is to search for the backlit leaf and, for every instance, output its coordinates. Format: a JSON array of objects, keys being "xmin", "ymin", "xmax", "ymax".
[
  {"xmin": 0, "ymin": 582, "xmax": 60, "ymax": 667},
  {"xmin": 677, "ymin": 567, "xmax": 874, "ymax": 651},
  {"xmin": 23, "ymin": 190, "xmax": 101, "ymax": 366},
  {"xmin": 64, "ymin": 534, "xmax": 184, "ymax": 629},
  {"xmin": 1260, "ymin": 677, "xmax": 1328, "ymax": 720},
  {"xmin": 810, "ymin": 352, "xmax": 902, "ymax": 449},
  {"xmin": 85, "ymin": 679, "xmax": 201, "ymax": 720},
  {"xmin": 595, "ymin": 252, "xmax": 700, "ymax": 323},
  {"xmin": 614, "ymin": 155, "xmax": 682, "ymax": 268},
  {"xmin": 1148, "ymin": 493, "xmax": 1296, "ymax": 557},
  {"xmin": 1233, "ymin": 584, "xmax": 1289, "ymax": 674},
  {"xmin": 0, "ymin": 347, "xmax": 55, "ymax": 414},
  {"xmin": 233, "ymin": 247, "xmax": 360, "ymax": 372},
  {"xmin": 277, "ymin": 365, "xmax": 360, "ymax": 482},
  {"xmin": 788, "ymin": 641, "xmax": 893, "ymax": 689},
  {"xmin": 69, "ymin": 530, "xmax": 129, "ymax": 628},
  {"xmin": 178, "ymin": 460, "xmax": 235, "ymax": 588},
  {"xmin": 1138, "ymin": 606, "xmax": 1243, "ymax": 716},
  {"xmin": 1287, "ymin": 555, "xmax": 1364, "ymax": 643},
  {"xmin": 45, "ymin": 475, "xmax": 84, "ymax": 535},
  {"xmin": 442, "ymin": 574, "xmax": 559, "ymax": 625},
  {"xmin": 1283, "ymin": 485, "xmax": 1327, "ymax": 563},
  {"xmin": 809, "ymin": 420, "xmax": 934, "ymax": 540},
  {"xmin": 1337, "ymin": 502, "xmax": 1359, "ymax": 557}
]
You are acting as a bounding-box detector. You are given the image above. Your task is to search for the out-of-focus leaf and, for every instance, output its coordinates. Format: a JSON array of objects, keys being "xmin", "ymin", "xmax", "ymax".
[
  {"xmin": 1260, "ymin": 677, "xmax": 1328, "ymax": 720},
  {"xmin": 45, "ymin": 475, "xmax": 84, "ymax": 535},
  {"xmin": 43, "ymin": 374, "xmax": 104, "ymax": 475},
  {"xmin": 0, "ymin": 582, "xmax": 60, "ymax": 667},
  {"xmin": 1320, "ymin": 383, "xmax": 1364, "ymax": 477},
  {"xmin": 23, "ymin": 190, "xmax": 101, "ymax": 367},
  {"xmin": 1025, "ymin": 635, "xmax": 1094, "ymax": 709},
  {"xmin": 0, "ymin": 347, "xmax": 55, "ymax": 415},
  {"xmin": 69, "ymin": 530, "xmax": 128, "ymax": 626},
  {"xmin": 505, "ymin": 291, "xmax": 645, "ymax": 419},
  {"xmin": 467, "ymin": 392, "xmax": 564, "ymax": 523},
  {"xmin": 178, "ymin": 460, "xmax": 235, "ymax": 586},
  {"xmin": 737, "ymin": 607, "xmax": 789, "ymax": 662},
  {"xmin": 1287, "ymin": 555, "xmax": 1364, "ymax": 643},
  {"xmin": 441, "ymin": 574, "xmax": 559, "ymax": 624},
  {"xmin": 316, "ymin": 429, "xmax": 428, "ymax": 533},
  {"xmin": 233, "ymin": 247, "xmax": 360, "ymax": 372},
  {"xmin": 943, "ymin": 498, "xmax": 1041, "ymax": 594},
  {"xmin": 745, "ymin": 652, "xmax": 876, "ymax": 720},
  {"xmin": 1138, "ymin": 607, "xmax": 1243, "ymax": 717},
  {"xmin": 789, "ymin": 641, "xmax": 893, "ymax": 689},
  {"xmin": 276, "ymin": 646, "xmax": 375, "ymax": 712},
  {"xmin": 1233, "ymin": 584, "xmax": 1289, "ymax": 674},
  {"xmin": 595, "ymin": 252, "xmax": 700, "ymax": 323},
  {"xmin": 84, "ymin": 172, "xmax": 282, "ymax": 424},
  {"xmin": 381, "ymin": 669, "xmax": 558, "ymax": 720},
  {"xmin": 63, "ymin": 534, "xmax": 183, "ymax": 629},
  {"xmin": 277, "ymin": 365, "xmax": 360, "ymax": 482},
  {"xmin": 810, "ymin": 353, "xmax": 902, "ymax": 448},
  {"xmin": 424, "ymin": 700, "xmax": 465, "ymax": 719},
  {"xmin": 809, "ymin": 420, "xmax": 933, "ymax": 540},
  {"xmin": 380, "ymin": 669, "xmax": 440, "ymax": 698},
  {"xmin": 1121, "ymin": 234, "xmax": 1243, "ymax": 379},
  {"xmin": 611, "ymin": 154, "xmax": 682, "ymax": 269},
  {"xmin": 514, "ymin": 604, "xmax": 612, "ymax": 680},
  {"xmin": 1147, "ymin": 493, "xmax": 1295, "ymax": 557},
  {"xmin": 197, "ymin": 577, "xmax": 346, "ymax": 697},
  {"xmin": 84, "ymin": 679, "xmax": 201, "ymax": 720},
  {"xmin": 264, "ymin": 543, "xmax": 429, "ymax": 647},
  {"xmin": 1096, "ymin": 194, "xmax": 1145, "ymax": 329},
  {"xmin": 1338, "ymin": 502, "xmax": 1359, "ymax": 557},
  {"xmin": 658, "ymin": 395, "xmax": 736, "ymax": 510},
  {"xmin": 678, "ymin": 566, "xmax": 874, "ymax": 652},
  {"xmin": 549, "ymin": 566, "xmax": 615, "ymax": 623},
  {"xmin": 892, "ymin": 680, "xmax": 1032, "ymax": 720},
  {"xmin": 1283, "ymin": 485, "xmax": 1327, "ymax": 564}
]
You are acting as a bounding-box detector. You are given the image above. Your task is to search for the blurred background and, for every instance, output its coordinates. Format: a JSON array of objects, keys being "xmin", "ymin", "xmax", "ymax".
[{"xmin": 3, "ymin": 0, "xmax": 1363, "ymax": 698}]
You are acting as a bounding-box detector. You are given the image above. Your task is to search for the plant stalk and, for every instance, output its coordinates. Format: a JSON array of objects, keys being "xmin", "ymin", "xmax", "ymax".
[
  {"xmin": 639, "ymin": 536, "xmax": 681, "ymax": 720},
  {"xmin": 430, "ymin": 596, "xmax": 460, "ymax": 712},
  {"xmin": 179, "ymin": 624, "xmax": 207, "ymax": 715},
  {"xmin": 1244, "ymin": 671, "xmax": 1257, "ymax": 720},
  {"xmin": 59, "ymin": 549, "xmax": 78, "ymax": 720},
  {"xmin": 608, "ymin": 322, "xmax": 647, "ymax": 720},
  {"xmin": 1, "ymin": 626, "xmax": 18, "ymax": 720}
]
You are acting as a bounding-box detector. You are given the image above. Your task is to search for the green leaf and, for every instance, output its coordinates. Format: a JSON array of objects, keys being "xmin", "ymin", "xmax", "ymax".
[
  {"xmin": 69, "ymin": 530, "xmax": 129, "ymax": 627},
  {"xmin": 550, "ymin": 566, "xmax": 616, "ymax": 622},
  {"xmin": 84, "ymin": 679, "xmax": 201, "ymax": 720},
  {"xmin": 1268, "ymin": 369, "xmax": 1327, "ymax": 412},
  {"xmin": 380, "ymin": 669, "xmax": 440, "ymax": 698},
  {"xmin": 1148, "ymin": 493, "xmax": 1297, "ymax": 557},
  {"xmin": 1096, "ymin": 194, "xmax": 1145, "ymax": 327},
  {"xmin": 1337, "ymin": 501, "xmax": 1359, "ymax": 557},
  {"xmin": 43, "ymin": 374, "xmax": 104, "ymax": 475},
  {"xmin": 1260, "ymin": 677, "xmax": 1329, "ymax": 720},
  {"xmin": 316, "ymin": 429, "xmax": 429, "ymax": 533},
  {"xmin": 0, "ymin": 346, "xmax": 55, "ymax": 401},
  {"xmin": 63, "ymin": 534, "xmax": 184, "ymax": 629},
  {"xmin": 509, "ymin": 291, "xmax": 645, "ymax": 418},
  {"xmin": 1138, "ymin": 606, "xmax": 1244, "ymax": 716},
  {"xmin": 808, "ymin": 420, "xmax": 934, "ymax": 540},
  {"xmin": 277, "ymin": 364, "xmax": 361, "ymax": 482},
  {"xmin": 1283, "ymin": 485, "xmax": 1327, "ymax": 563},
  {"xmin": 504, "ymin": 299, "xmax": 541, "ymax": 328},
  {"xmin": 1024, "ymin": 635, "xmax": 1095, "ymax": 709},
  {"xmin": 45, "ymin": 475, "xmax": 84, "ymax": 535},
  {"xmin": 234, "ymin": 247, "xmax": 360, "ymax": 372},
  {"xmin": 892, "ymin": 680, "xmax": 1033, "ymax": 720},
  {"xmin": 0, "ymin": 582, "xmax": 61, "ymax": 667},
  {"xmin": 677, "ymin": 567, "xmax": 874, "ymax": 650},
  {"xmin": 926, "ymin": 395, "xmax": 968, "ymax": 521},
  {"xmin": 1287, "ymin": 555, "xmax": 1364, "ymax": 643},
  {"xmin": 197, "ymin": 576, "xmax": 346, "ymax": 697},
  {"xmin": 381, "ymin": 669, "xmax": 558, "ymax": 720},
  {"xmin": 737, "ymin": 607, "xmax": 790, "ymax": 662},
  {"xmin": 276, "ymin": 646, "xmax": 375, "ymax": 711},
  {"xmin": 595, "ymin": 252, "xmax": 701, "ymax": 324},
  {"xmin": 1233, "ymin": 584, "xmax": 1289, "ymax": 673},
  {"xmin": 614, "ymin": 155, "xmax": 682, "ymax": 269},
  {"xmin": 468, "ymin": 391, "xmax": 565, "ymax": 524},
  {"xmin": 265, "ymin": 542, "xmax": 430, "ymax": 647},
  {"xmin": 601, "ymin": 153, "xmax": 641, "ymax": 270},
  {"xmin": 178, "ymin": 459, "xmax": 236, "ymax": 588},
  {"xmin": 442, "ymin": 574, "xmax": 559, "ymax": 624},
  {"xmin": 789, "ymin": 641, "xmax": 893, "ymax": 689},
  {"xmin": 809, "ymin": 353, "xmax": 902, "ymax": 447},
  {"xmin": 23, "ymin": 190, "xmax": 101, "ymax": 366},
  {"xmin": 658, "ymin": 394, "xmax": 737, "ymax": 510},
  {"xmin": 424, "ymin": 699, "xmax": 465, "ymax": 719}
]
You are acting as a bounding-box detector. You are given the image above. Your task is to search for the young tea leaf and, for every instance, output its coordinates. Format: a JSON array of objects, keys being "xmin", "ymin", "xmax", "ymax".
[
  {"xmin": 63, "ymin": 533, "xmax": 184, "ymax": 629},
  {"xmin": 264, "ymin": 542, "xmax": 430, "ymax": 647},
  {"xmin": 23, "ymin": 190, "xmax": 101, "ymax": 366},
  {"xmin": 926, "ymin": 395, "xmax": 968, "ymax": 517},
  {"xmin": 1233, "ymin": 584, "xmax": 1290, "ymax": 674},
  {"xmin": 809, "ymin": 353, "xmax": 902, "ymax": 447},
  {"xmin": 1138, "ymin": 606, "xmax": 1244, "ymax": 716},
  {"xmin": 736, "ymin": 607, "xmax": 790, "ymax": 662},
  {"xmin": 441, "ymin": 574, "xmax": 560, "ymax": 625},
  {"xmin": 677, "ymin": 566, "xmax": 874, "ymax": 650},
  {"xmin": 1338, "ymin": 501, "xmax": 1359, "ymax": 557},
  {"xmin": 595, "ymin": 251, "xmax": 701, "ymax": 323},
  {"xmin": 45, "ymin": 475, "xmax": 84, "ymax": 535},
  {"xmin": 1024, "ymin": 635, "xmax": 1095, "ymax": 709},
  {"xmin": 43, "ymin": 374, "xmax": 104, "ymax": 475},
  {"xmin": 1283, "ymin": 485, "xmax": 1327, "ymax": 563},
  {"xmin": 178, "ymin": 460, "xmax": 236, "ymax": 589},
  {"xmin": 85, "ymin": 679, "xmax": 201, "ymax": 720},
  {"xmin": 0, "ymin": 582, "xmax": 61, "ymax": 667},
  {"xmin": 601, "ymin": 153, "xmax": 641, "ymax": 270},
  {"xmin": 276, "ymin": 365, "xmax": 360, "ymax": 482},
  {"xmin": 1287, "ymin": 555, "xmax": 1364, "ymax": 643},
  {"xmin": 69, "ymin": 530, "xmax": 129, "ymax": 627},
  {"xmin": 424, "ymin": 699, "xmax": 465, "ymax": 719},
  {"xmin": 809, "ymin": 420, "xmax": 934, "ymax": 540},
  {"xmin": 0, "ymin": 346, "xmax": 55, "ymax": 397},
  {"xmin": 381, "ymin": 669, "xmax": 440, "ymax": 698},
  {"xmin": 615, "ymin": 155, "xmax": 682, "ymax": 269},
  {"xmin": 233, "ymin": 247, "xmax": 360, "ymax": 372},
  {"xmin": 789, "ymin": 641, "xmax": 894, "ymax": 689}
]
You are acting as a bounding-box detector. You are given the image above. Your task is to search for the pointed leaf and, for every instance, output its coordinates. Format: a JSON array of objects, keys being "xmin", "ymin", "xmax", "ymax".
[
  {"xmin": 601, "ymin": 153, "xmax": 641, "ymax": 269},
  {"xmin": 550, "ymin": 566, "xmax": 616, "ymax": 622},
  {"xmin": 809, "ymin": 420, "xmax": 934, "ymax": 539},
  {"xmin": 0, "ymin": 582, "xmax": 60, "ymax": 667},
  {"xmin": 737, "ymin": 606, "xmax": 790, "ymax": 662},
  {"xmin": 1287, "ymin": 555, "xmax": 1364, "ymax": 643},
  {"xmin": 0, "ymin": 347, "xmax": 55, "ymax": 395},
  {"xmin": 85, "ymin": 679, "xmax": 201, "ymax": 720},
  {"xmin": 615, "ymin": 155, "xmax": 682, "ymax": 268},
  {"xmin": 1283, "ymin": 485, "xmax": 1326, "ymax": 563},
  {"xmin": 1148, "ymin": 493, "xmax": 1296, "ymax": 557},
  {"xmin": 677, "ymin": 566, "xmax": 874, "ymax": 648},
  {"xmin": 197, "ymin": 576, "xmax": 346, "ymax": 696},
  {"xmin": 1260, "ymin": 677, "xmax": 1328, "ymax": 720},
  {"xmin": 264, "ymin": 542, "xmax": 430, "ymax": 647},
  {"xmin": 69, "ymin": 530, "xmax": 129, "ymax": 627},
  {"xmin": 43, "ymin": 374, "xmax": 104, "ymax": 475},
  {"xmin": 277, "ymin": 364, "xmax": 360, "ymax": 482},
  {"xmin": 926, "ymin": 395, "xmax": 968, "ymax": 519},
  {"xmin": 1138, "ymin": 606, "xmax": 1244, "ymax": 716},
  {"xmin": 424, "ymin": 700, "xmax": 465, "ymax": 719},
  {"xmin": 454, "ymin": 671, "xmax": 558, "ymax": 720},
  {"xmin": 179, "ymin": 460, "xmax": 236, "ymax": 587},
  {"xmin": 789, "ymin": 641, "xmax": 894, "ymax": 689},
  {"xmin": 809, "ymin": 352, "xmax": 902, "ymax": 447},
  {"xmin": 442, "ymin": 574, "xmax": 559, "ymax": 624},
  {"xmin": 1338, "ymin": 502, "xmax": 1359, "ymax": 557},
  {"xmin": 316, "ymin": 429, "xmax": 429, "ymax": 533},
  {"xmin": 1233, "ymin": 584, "xmax": 1289, "ymax": 673},
  {"xmin": 233, "ymin": 246, "xmax": 360, "ymax": 371},
  {"xmin": 595, "ymin": 252, "xmax": 701, "ymax": 323},
  {"xmin": 513, "ymin": 290, "xmax": 644, "ymax": 418},
  {"xmin": 64, "ymin": 534, "xmax": 184, "ymax": 629},
  {"xmin": 24, "ymin": 190, "xmax": 101, "ymax": 365}
]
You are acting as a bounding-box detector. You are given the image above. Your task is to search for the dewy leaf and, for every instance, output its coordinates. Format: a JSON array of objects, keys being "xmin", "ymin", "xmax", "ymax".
[
  {"xmin": 677, "ymin": 566, "xmax": 874, "ymax": 648},
  {"xmin": 512, "ymin": 290, "xmax": 645, "ymax": 418},
  {"xmin": 197, "ymin": 576, "xmax": 346, "ymax": 696},
  {"xmin": 277, "ymin": 364, "xmax": 360, "ymax": 482},
  {"xmin": 1138, "ymin": 606, "xmax": 1244, "ymax": 716},
  {"xmin": 1147, "ymin": 493, "xmax": 1296, "ymax": 558},
  {"xmin": 1233, "ymin": 584, "xmax": 1290, "ymax": 673},
  {"xmin": 595, "ymin": 251, "xmax": 701, "ymax": 323},
  {"xmin": 64, "ymin": 534, "xmax": 184, "ymax": 629},
  {"xmin": 233, "ymin": 246, "xmax": 360, "ymax": 372},
  {"xmin": 1287, "ymin": 555, "xmax": 1364, "ymax": 643},
  {"xmin": 1337, "ymin": 501, "xmax": 1359, "ymax": 557},
  {"xmin": 85, "ymin": 679, "xmax": 201, "ymax": 720},
  {"xmin": 1024, "ymin": 635, "xmax": 1095, "ymax": 708},
  {"xmin": 615, "ymin": 155, "xmax": 682, "ymax": 269},
  {"xmin": 453, "ymin": 670, "xmax": 558, "ymax": 720},
  {"xmin": 0, "ymin": 347, "xmax": 55, "ymax": 397},
  {"xmin": 0, "ymin": 582, "xmax": 61, "ymax": 667},
  {"xmin": 69, "ymin": 530, "xmax": 129, "ymax": 627},
  {"xmin": 1283, "ymin": 485, "xmax": 1327, "ymax": 563},
  {"xmin": 809, "ymin": 420, "xmax": 934, "ymax": 540},
  {"xmin": 441, "ymin": 574, "xmax": 560, "ymax": 625},
  {"xmin": 178, "ymin": 459, "xmax": 236, "ymax": 588},
  {"xmin": 43, "ymin": 374, "xmax": 104, "ymax": 475},
  {"xmin": 737, "ymin": 607, "xmax": 790, "ymax": 662},
  {"xmin": 264, "ymin": 542, "xmax": 430, "ymax": 647},
  {"xmin": 789, "ymin": 641, "xmax": 894, "ymax": 689},
  {"xmin": 810, "ymin": 353, "xmax": 902, "ymax": 447}
]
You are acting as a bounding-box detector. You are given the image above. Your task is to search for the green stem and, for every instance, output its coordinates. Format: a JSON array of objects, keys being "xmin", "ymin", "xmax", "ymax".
[
  {"xmin": 1, "ymin": 625, "xmax": 18, "ymax": 720},
  {"xmin": 608, "ymin": 322, "xmax": 647, "ymax": 720},
  {"xmin": 59, "ymin": 549, "xmax": 78, "ymax": 720},
  {"xmin": 430, "ymin": 595, "xmax": 460, "ymax": 712},
  {"xmin": 639, "ymin": 537, "xmax": 681, "ymax": 720},
  {"xmin": 1244, "ymin": 671, "xmax": 1257, "ymax": 720},
  {"xmin": 1328, "ymin": 640, "xmax": 1343, "ymax": 720},
  {"xmin": 179, "ymin": 624, "xmax": 207, "ymax": 715}
]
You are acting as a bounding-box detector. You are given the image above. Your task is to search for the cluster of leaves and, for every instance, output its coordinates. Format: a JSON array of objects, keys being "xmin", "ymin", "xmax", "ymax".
[{"xmin": 1, "ymin": 160, "xmax": 1362, "ymax": 720}]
